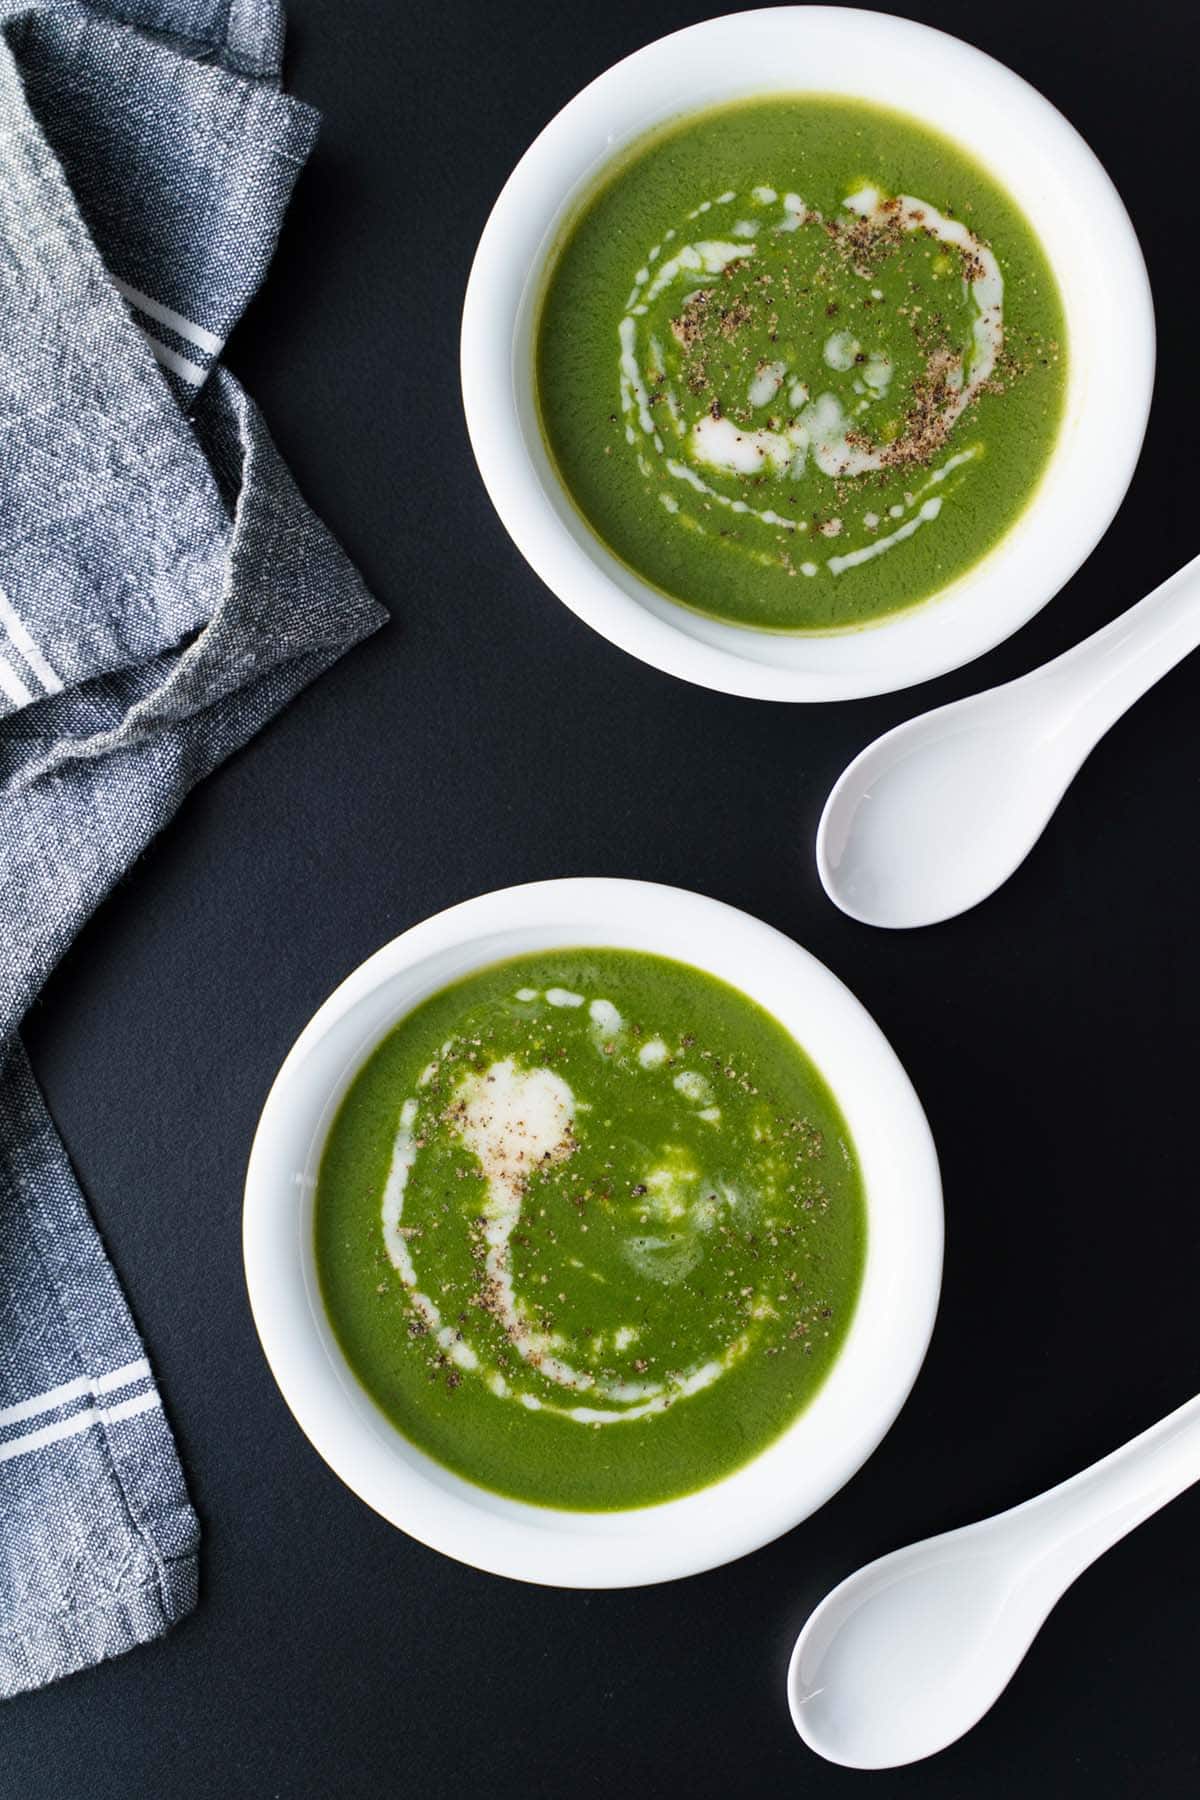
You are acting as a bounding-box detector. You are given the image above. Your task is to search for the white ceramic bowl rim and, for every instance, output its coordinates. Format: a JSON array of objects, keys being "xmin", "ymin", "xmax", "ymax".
[
  {"xmin": 460, "ymin": 6, "xmax": 1155, "ymax": 702},
  {"xmin": 243, "ymin": 879, "xmax": 943, "ymax": 1587}
]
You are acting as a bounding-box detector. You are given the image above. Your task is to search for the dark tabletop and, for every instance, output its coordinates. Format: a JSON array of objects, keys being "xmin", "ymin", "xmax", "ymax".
[{"xmin": 8, "ymin": 1, "xmax": 1198, "ymax": 1793}]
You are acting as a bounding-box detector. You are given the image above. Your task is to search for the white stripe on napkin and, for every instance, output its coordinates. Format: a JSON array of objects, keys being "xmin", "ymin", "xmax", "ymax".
[
  {"xmin": 0, "ymin": 586, "xmax": 64, "ymax": 694},
  {"xmin": 138, "ymin": 329, "xmax": 206, "ymax": 386},
  {"xmin": 111, "ymin": 276, "xmax": 224, "ymax": 356},
  {"xmin": 0, "ymin": 651, "xmax": 33, "ymax": 706},
  {"xmin": 0, "ymin": 1389, "xmax": 162, "ymax": 1466},
  {"xmin": 0, "ymin": 1356, "xmax": 150, "ymax": 1428}
]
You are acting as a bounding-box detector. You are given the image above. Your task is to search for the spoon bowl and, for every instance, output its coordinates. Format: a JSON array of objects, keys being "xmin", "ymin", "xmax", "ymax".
[
  {"xmin": 787, "ymin": 1390, "xmax": 1200, "ymax": 1767},
  {"xmin": 817, "ymin": 682, "xmax": 1080, "ymax": 928},
  {"xmin": 818, "ymin": 551, "xmax": 1200, "ymax": 928},
  {"xmin": 788, "ymin": 1511, "xmax": 1075, "ymax": 1767}
]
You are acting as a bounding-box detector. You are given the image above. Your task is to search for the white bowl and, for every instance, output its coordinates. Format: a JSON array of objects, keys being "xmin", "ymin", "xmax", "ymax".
[
  {"xmin": 243, "ymin": 879, "xmax": 943, "ymax": 1586},
  {"xmin": 460, "ymin": 7, "xmax": 1154, "ymax": 702}
]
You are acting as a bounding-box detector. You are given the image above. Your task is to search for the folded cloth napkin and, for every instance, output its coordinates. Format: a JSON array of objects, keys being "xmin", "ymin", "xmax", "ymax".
[{"xmin": 0, "ymin": 0, "xmax": 384, "ymax": 1698}]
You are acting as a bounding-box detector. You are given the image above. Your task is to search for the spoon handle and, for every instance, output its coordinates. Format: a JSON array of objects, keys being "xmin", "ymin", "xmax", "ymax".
[
  {"xmin": 1014, "ymin": 1392, "xmax": 1200, "ymax": 1591},
  {"xmin": 1041, "ymin": 549, "xmax": 1200, "ymax": 743}
]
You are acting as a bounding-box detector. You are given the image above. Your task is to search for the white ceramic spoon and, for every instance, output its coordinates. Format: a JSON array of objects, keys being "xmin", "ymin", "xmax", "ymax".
[
  {"xmin": 787, "ymin": 1391, "xmax": 1200, "ymax": 1768},
  {"xmin": 817, "ymin": 551, "xmax": 1200, "ymax": 928}
]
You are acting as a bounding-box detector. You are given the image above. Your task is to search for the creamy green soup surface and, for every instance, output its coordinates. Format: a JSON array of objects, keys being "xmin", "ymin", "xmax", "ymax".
[
  {"xmin": 315, "ymin": 949, "xmax": 866, "ymax": 1511},
  {"xmin": 535, "ymin": 96, "xmax": 1067, "ymax": 630}
]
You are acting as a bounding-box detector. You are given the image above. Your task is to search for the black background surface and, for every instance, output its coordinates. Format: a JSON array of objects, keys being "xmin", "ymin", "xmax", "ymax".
[{"xmin": 7, "ymin": 1, "xmax": 1199, "ymax": 1794}]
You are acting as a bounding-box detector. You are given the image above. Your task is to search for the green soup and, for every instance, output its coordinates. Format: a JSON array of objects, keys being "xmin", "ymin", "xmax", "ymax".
[
  {"xmin": 315, "ymin": 949, "xmax": 866, "ymax": 1511},
  {"xmin": 535, "ymin": 96, "xmax": 1067, "ymax": 631}
]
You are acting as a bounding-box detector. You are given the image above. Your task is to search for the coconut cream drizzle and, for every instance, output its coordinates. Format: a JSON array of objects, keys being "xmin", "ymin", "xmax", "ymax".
[
  {"xmin": 379, "ymin": 994, "xmax": 766, "ymax": 1426},
  {"xmin": 615, "ymin": 179, "xmax": 1002, "ymax": 578},
  {"xmin": 828, "ymin": 496, "xmax": 943, "ymax": 575}
]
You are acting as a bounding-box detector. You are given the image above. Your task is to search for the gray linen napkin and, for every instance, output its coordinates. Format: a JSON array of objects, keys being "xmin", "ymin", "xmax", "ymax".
[{"xmin": 0, "ymin": 0, "xmax": 384, "ymax": 1697}]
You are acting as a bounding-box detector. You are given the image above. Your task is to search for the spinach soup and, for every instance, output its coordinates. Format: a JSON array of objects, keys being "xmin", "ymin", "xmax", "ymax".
[
  {"xmin": 535, "ymin": 96, "xmax": 1066, "ymax": 631},
  {"xmin": 315, "ymin": 949, "xmax": 866, "ymax": 1511}
]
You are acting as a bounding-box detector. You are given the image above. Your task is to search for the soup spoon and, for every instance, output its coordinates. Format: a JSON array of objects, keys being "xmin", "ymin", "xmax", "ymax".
[
  {"xmin": 817, "ymin": 550, "xmax": 1200, "ymax": 928},
  {"xmin": 786, "ymin": 1390, "xmax": 1200, "ymax": 1768}
]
